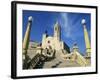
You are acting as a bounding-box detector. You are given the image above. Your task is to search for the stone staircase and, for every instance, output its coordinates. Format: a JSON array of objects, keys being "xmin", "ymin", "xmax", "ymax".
[
  {"xmin": 43, "ymin": 50, "xmax": 80, "ymax": 68},
  {"xmin": 26, "ymin": 49, "xmax": 86, "ymax": 69}
]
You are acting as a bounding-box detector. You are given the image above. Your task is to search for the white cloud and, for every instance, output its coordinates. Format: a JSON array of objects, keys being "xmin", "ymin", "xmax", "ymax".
[
  {"xmin": 59, "ymin": 13, "xmax": 84, "ymax": 41},
  {"xmin": 60, "ymin": 13, "xmax": 72, "ymax": 38}
]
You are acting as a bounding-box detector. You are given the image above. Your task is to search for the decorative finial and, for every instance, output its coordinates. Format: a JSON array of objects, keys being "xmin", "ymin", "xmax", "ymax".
[
  {"xmin": 81, "ymin": 19, "xmax": 86, "ymax": 25},
  {"xmin": 74, "ymin": 42, "xmax": 77, "ymax": 46},
  {"xmin": 73, "ymin": 42, "xmax": 79, "ymax": 51},
  {"xmin": 55, "ymin": 21, "xmax": 59, "ymax": 26},
  {"xmin": 28, "ymin": 16, "xmax": 33, "ymax": 22}
]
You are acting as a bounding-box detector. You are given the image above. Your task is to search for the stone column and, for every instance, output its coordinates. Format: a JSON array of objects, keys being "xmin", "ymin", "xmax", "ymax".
[
  {"xmin": 81, "ymin": 19, "xmax": 91, "ymax": 57},
  {"xmin": 23, "ymin": 16, "xmax": 33, "ymax": 56}
]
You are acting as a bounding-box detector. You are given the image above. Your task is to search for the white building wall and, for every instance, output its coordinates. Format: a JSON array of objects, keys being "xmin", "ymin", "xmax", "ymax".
[{"xmin": 42, "ymin": 36, "xmax": 64, "ymax": 50}]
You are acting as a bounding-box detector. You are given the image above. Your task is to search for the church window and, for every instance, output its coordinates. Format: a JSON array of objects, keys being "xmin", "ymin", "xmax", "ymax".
[
  {"xmin": 55, "ymin": 27, "xmax": 57, "ymax": 31},
  {"xmin": 48, "ymin": 40, "xmax": 50, "ymax": 43}
]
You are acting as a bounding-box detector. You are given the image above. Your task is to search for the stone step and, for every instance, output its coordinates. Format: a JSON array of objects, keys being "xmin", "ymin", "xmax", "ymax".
[
  {"xmin": 57, "ymin": 60, "xmax": 80, "ymax": 67},
  {"xmin": 43, "ymin": 51, "xmax": 80, "ymax": 68}
]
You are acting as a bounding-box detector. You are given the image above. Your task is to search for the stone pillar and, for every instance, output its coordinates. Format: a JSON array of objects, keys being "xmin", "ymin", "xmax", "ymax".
[
  {"xmin": 23, "ymin": 16, "xmax": 33, "ymax": 56},
  {"xmin": 81, "ymin": 19, "xmax": 91, "ymax": 57}
]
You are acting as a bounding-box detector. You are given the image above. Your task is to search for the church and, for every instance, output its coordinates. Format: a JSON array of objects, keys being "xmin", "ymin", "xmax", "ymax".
[
  {"xmin": 42, "ymin": 21, "xmax": 70, "ymax": 53},
  {"xmin": 22, "ymin": 16, "xmax": 91, "ymax": 69}
]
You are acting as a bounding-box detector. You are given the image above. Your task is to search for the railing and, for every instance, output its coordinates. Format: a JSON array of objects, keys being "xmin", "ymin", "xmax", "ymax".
[
  {"xmin": 28, "ymin": 54, "xmax": 41, "ymax": 69},
  {"xmin": 25, "ymin": 48, "xmax": 55, "ymax": 69},
  {"xmin": 75, "ymin": 52, "xmax": 87, "ymax": 66}
]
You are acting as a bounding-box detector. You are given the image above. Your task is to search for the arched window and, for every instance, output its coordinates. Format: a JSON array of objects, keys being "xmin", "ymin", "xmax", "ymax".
[{"xmin": 55, "ymin": 27, "xmax": 57, "ymax": 31}]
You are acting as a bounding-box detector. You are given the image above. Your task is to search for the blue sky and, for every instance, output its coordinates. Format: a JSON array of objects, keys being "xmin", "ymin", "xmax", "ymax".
[{"xmin": 23, "ymin": 10, "xmax": 91, "ymax": 55}]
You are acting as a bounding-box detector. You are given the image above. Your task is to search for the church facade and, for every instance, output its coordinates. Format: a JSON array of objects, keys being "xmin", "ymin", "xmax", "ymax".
[{"xmin": 42, "ymin": 22, "xmax": 70, "ymax": 53}]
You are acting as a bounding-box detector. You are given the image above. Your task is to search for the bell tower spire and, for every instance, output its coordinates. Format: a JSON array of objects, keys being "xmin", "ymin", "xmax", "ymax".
[{"xmin": 54, "ymin": 21, "xmax": 61, "ymax": 41}]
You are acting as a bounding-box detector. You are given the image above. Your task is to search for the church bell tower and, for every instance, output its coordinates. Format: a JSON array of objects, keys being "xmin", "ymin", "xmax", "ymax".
[{"xmin": 54, "ymin": 21, "xmax": 61, "ymax": 41}]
